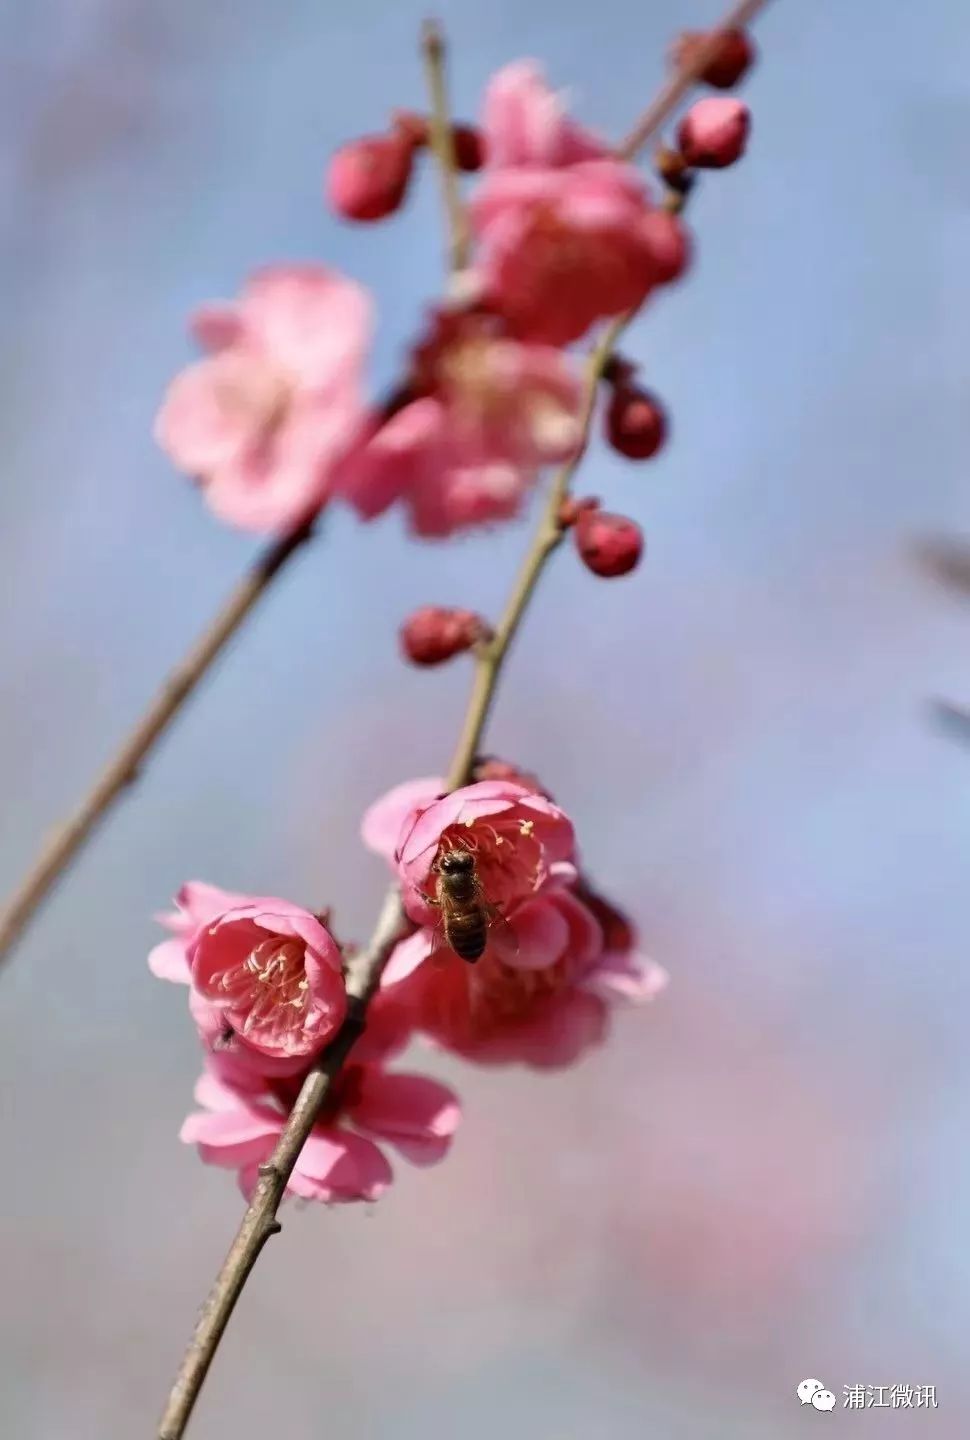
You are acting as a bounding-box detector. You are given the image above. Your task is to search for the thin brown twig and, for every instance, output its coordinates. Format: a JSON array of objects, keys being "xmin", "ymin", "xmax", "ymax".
[
  {"xmin": 421, "ymin": 18, "xmax": 470, "ymax": 273},
  {"xmin": 156, "ymin": 886, "xmax": 409, "ymax": 1440},
  {"xmin": 0, "ymin": 517, "xmax": 315, "ymax": 969},
  {"xmin": 444, "ymin": 316, "xmax": 626, "ymax": 789},
  {"xmin": 156, "ymin": 3, "xmax": 774, "ymax": 1431}
]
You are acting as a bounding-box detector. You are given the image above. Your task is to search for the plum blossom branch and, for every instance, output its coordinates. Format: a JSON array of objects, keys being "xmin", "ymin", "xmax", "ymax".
[
  {"xmin": 157, "ymin": 4, "xmax": 770, "ymax": 1431},
  {"xmin": 444, "ymin": 316, "xmax": 625, "ymax": 789},
  {"xmin": 618, "ymin": 0, "xmax": 772, "ymax": 161},
  {"xmin": 0, "ymin": 517, "xmax": 315, "ymax": 969},
  {"xmin": 156, "ymin": 884, "xmax": 410, "ymax": 1440},
  {"xmin": 445, "ymin": 0, "xmax": 773, "ymax": 787}
]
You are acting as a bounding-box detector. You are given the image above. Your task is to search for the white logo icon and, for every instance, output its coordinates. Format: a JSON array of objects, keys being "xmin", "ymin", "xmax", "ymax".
[
  {"xmin": 797, "ymin": 1380, "xmax": 825, "ymax": 1406},
  {"xmin": 797, "ymin": 1379, "xmax": 836, "ymax": 1412}
]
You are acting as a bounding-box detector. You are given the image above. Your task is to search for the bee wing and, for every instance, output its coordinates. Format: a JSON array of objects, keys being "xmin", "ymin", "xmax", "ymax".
[
  {"xmin": 483, "ymin": 900, "xmax": 519, "ymax": 956},
  {"xmin": 427, "ymin": 914, "xmax": 455, "ymax": 969}
]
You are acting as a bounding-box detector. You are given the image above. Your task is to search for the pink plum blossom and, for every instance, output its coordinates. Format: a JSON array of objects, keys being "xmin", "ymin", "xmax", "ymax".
[
  {"xmin": 155, "ymin": 265, "xmax": 371, "ymax": 534},
  {"xmin": 188, "ymin": 898, "xmax": 347, "ymax": 1060},
  {"xmin": 469, "ymin": 161, "xmax": 689, "ymax": 346},
  {"xmin": 382, "ymin": 884, "xmax": 666, "ymax": 1068},
  {"xmin": 363, "ymin": 776, "xmax": 575, "ymax": 928},
  {"xmin": 481, "ymin": 60, "xmax": 611, "ymax": 169},
  {"xmin": 148, "ymin": 880, "xmax": 251, "ymax": 984},
  {"xmin": 336, "ymin": 309, "xmax": 584, "ymax": 537},
  {"xmin": 181, "ymin": 1058, "xmax": 461, "ymax": 1203}
]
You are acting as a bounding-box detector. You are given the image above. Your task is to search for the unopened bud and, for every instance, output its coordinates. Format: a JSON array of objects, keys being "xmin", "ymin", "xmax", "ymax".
[
  {"xmin": 326, "ymin": 131, "xmax": 416, "ymax": 222},
  {"xmin": 671, "ymin": 29, "xmax": 756, "ymax": 89},
  {"xmin": 451, "ymin": 123, "xmax": 484, "ymax": 171},
  {"xmin": 677, "ymin": 98, "xmax": 750, "ymax": 170},
  {"xmin": 606, "ymin": 385, "xmax": 668, "ymax": 461},
  {"xmin": 399, "ymin": 606, "xmax": 489, "ymax": 665},
  {"xmin": 574, "ymin": 510, "xmax": 644, "ymax": 578},
  {"xmin": 655, "ymin": 145, "xmax": 691, "ymax": 190}
]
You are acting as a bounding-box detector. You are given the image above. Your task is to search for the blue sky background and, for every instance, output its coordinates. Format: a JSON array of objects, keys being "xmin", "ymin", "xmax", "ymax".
[{"xmin": 1, "ymin": 0, "xmax": 969, "ymax": 1435}]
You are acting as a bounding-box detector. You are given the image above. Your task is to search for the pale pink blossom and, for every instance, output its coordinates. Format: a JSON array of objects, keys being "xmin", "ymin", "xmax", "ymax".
[
  {"xmin": 188, "ymin": 898, "xmax": 347, "ymax": 1060},
  {"xmin": 364, "ymin": 777, "xmax": 575, "ymax": 927},
  {"xmin": 155, "ymin": 265, "xmax": 371, "ymax": 534},
  {"xmin": 481, "ymin": 60, "xmax": 610, "ymax": 169},
  {"xmin": 336, "ymin": 310, "xmax": 583, "ymax": 537},
  {"xmin": 470, "ymin": 161, "xmax": 689, "ymax": 346},
  {"xmin": 382, "ymin": 885, "xmax": 665, "ymax": 1068},
  {"xmin": 149, "ymin": 880, "xmax": 251, "ymax": 984},
  {"xmin": 181, "ymin": 1058, "xmax": 460, "ymax": 1203}
]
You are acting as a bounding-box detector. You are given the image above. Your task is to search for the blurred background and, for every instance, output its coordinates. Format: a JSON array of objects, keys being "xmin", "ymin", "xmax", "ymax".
[{"xmin": 1, "ymin": 0, "xmax": 968, "ymax": 1434}]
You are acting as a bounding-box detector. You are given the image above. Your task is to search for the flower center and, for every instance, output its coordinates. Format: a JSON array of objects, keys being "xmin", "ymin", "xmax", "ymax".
[
  {"xmin": 212, "ymin": 359, "xmax": 293, "ymax": 443},
  {"xmin": 436, "ymin": 816, "xmax": 541, "ymax": 911},
  {"xmin": 215, "ymin": 936, "xmax": 310, "ymax": 1042}
]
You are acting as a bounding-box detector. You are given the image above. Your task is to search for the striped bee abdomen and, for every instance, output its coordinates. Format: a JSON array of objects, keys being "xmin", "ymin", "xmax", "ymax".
[{"xmin": 444, "ymin": 907, "xmax": 488, "ymax": 962}]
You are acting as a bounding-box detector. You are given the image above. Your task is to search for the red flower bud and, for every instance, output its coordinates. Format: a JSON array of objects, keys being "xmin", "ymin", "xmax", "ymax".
[
  {"xmin": 671, "ymin": 29, "xmax": 756, "ymax": 89},
  {"xmin": 606, "ymin": 385, "xmax": 668, "ymax": 461},
  {"xmin": 677, "ymin": 98, "xmax": 750, "ymax": 170},
  {"xmin": 574, "ymin": 511, "xmax": 644, "ymax": 578},
  {"xmin": 399, "ymin": 606, "xmax": 489, "ymax": 665},
  {"xmin": 451, "ymin": 123, "xmax": 484, "ymax": 171},
  {"xmin": 326, "ymin": 131, "xmax": 416, "ymax": 222}
]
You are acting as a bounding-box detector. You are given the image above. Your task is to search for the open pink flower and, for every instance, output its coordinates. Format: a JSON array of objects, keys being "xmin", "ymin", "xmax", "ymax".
[
  {"xmin": 155, "ymin": 265, "xmax": 371, "ymax": 534},
  {"xmin": 382, "ymin": 884, "xmax": 664, "ymax": 1068},
  {"xmin": 181, "ymin": 1058, "xmax": 460, "ymax": 1203},
  {"xmin": 470, "ymin": 161, "xmax": 689, "ymax": 346},
  {"xmin": 188, "ymin": 899, "xmax": 347, "ymax": 1060},
  {"xmin": 337, "ymin": 309, "xmax": 583, "ymax": 537},
  {"xmin": 364, "ymin": 777, "xmax": 575, "ymax": 927},
  {"xmin": 481, "ymin": 60, "xmax": 610, "ymax": 169},
  {"xmin": 149, "ymin": 880, "xmax": 252, "ymax": 984}
]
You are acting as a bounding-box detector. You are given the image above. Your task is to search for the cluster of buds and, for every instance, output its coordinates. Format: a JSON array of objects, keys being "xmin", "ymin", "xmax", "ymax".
[
  {"xmin": 399, "ymin": 606, "xmax": 491, "ymax": 665},
  {"xmin": 326, "ymin": 111, "xmax": 484, "ymax": 223},
  {"xmin": 658, "ymin": 27, "xmax": 755, "ymax": 196}
]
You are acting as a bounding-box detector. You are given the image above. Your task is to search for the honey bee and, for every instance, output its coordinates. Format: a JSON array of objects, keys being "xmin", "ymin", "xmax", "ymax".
[{"xmin": 426, "ymin": 848, "xmax": 517, "ymax": 964}]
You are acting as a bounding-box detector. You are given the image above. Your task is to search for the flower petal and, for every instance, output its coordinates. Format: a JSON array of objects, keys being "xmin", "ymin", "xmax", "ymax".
[
  {"xmin": 351, "ymin": 1070, "xmax": 461, "ymax": 1166},
  {"xmin": 361, "ymin": 777, "xmax": 445, "ymax": 861}
]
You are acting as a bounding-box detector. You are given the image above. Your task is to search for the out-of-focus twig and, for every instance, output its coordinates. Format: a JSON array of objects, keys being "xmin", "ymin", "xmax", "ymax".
[{"xmin": 0, "ymin": 517, "xmax": 315, "ymax": 970}]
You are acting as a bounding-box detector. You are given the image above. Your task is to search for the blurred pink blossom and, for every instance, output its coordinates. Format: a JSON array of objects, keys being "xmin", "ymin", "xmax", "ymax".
[
  {"xmin": 181, "ymin": 1058, "xmax": 460, "ymax": 1203},
  {"xmin": 155, "ymin": 265, "xmax": 371, "ymax": 533},
  {"xmin": 383, "ymin": 885, "xmax": 666, "ymax": 1068},
  {"xmin": 188, "ymin": 897, "xmax": 347, "ymax": 1060},
  {"xmin": 481, "ymin": 60, "xmax": 610, "ymax": 169},
  {"xmin": 336, "ymin": 309, "xmax": 583, "ymax": 537},
  {"xmin": 469, "ymin": 161, "xmax": 689, "ymax": 346}
]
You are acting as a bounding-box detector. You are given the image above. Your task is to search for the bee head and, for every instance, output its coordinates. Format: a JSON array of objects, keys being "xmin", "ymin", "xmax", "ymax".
[{"xmin": 438, "ymin": 848, "xmax": 473, "ymax": 875}]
